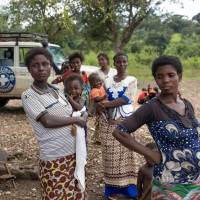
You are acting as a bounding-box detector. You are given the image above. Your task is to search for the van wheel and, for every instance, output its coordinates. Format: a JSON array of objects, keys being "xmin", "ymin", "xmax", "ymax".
[{"xmin": 0, "ymin": 99, "xmax": 9, "ymax": 107}]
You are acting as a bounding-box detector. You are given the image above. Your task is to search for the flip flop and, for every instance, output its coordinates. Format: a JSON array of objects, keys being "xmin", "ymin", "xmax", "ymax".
[{"xmin": 108, "ymin": 195, "xmax": 118, "ymax": 200}]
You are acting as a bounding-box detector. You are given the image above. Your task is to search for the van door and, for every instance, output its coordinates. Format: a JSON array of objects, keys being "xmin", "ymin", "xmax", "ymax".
[{"xmin": 15, "ymin": 47, "xmax": 33, "ymax": 95}]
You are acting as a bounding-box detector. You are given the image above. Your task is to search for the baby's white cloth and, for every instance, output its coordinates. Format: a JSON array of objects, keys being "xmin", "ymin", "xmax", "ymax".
[{"xmin": 72, "ymin": 106, "xmax": 87, "ymax": 192}]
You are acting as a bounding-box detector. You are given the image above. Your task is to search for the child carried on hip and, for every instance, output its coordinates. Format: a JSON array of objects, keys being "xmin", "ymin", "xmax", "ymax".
[
  {"xmin": 64, "ymin": 73, "xmax": 85, "ymax": 136},
  {"xmin": 88, "ymin": 73, "xmax": 115, "ymax": 124}
]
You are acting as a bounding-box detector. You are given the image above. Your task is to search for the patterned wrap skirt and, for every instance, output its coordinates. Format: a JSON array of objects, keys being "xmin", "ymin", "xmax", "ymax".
[
  {"xmin": 99, "ymin": 113, "xmax": 139, "ymax": 187},
  {"xmin": 152, "ymin": 178, "xmax": 200, "ymax": 200},
  {"xmin": 39, "ymin": 154, "xmax": 87, "ymax": 200}
]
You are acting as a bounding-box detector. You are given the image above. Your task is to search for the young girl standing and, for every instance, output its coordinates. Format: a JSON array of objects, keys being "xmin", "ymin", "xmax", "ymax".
[
  {"xmin": 61, "ymin": 61, "xmax": 71, "ymax": 74},
  {"xmin": 95, "ymin": 53, "xmax": 117, "ymax": 83}
]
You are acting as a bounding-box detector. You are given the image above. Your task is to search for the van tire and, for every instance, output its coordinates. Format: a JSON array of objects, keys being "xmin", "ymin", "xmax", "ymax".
[{"xmin": 0, "ymin": 99, "xmax": 9, "ymax": 107}]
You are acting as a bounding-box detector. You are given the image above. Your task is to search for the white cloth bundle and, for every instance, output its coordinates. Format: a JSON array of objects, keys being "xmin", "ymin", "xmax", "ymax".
[{"xmin": 72, "ymin": 106, "xmax": 87, "ymax": 192}]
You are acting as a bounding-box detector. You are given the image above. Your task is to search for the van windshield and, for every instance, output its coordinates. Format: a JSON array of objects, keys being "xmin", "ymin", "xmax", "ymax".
[{"xmin": 46, "ymin": 46, "xmax": 68, "ymax": 68}]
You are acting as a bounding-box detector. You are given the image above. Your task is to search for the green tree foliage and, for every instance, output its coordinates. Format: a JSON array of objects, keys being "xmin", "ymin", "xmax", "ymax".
[
  {"xmin": 5, "ymin": 0, "xmax": 79, "ymax": 43},
  {"xmin": 183, "ymin": 44, "xmax": 200, "ymax": 58},
  {"xmin": 194, "ymin": 27, "xmax": 200, "ymax": 35},
  {"xmin": 145, "ymin": 31, "xmax": 172, "ymax": 55},
  {"xmin": 175, "ymin": 43, "xmax": 189, "ymax": 56},
  {"xmin": 167, "ymin": 15, "xmax": 196, "ymax": 33},
  {"xmin": 0, "ymin": 8, "xmax": 23, "ymax": 32},
  {"xmin": 80, "ymin": 0, "xmax": 184, "ymax": 52},
  {"xmin": 181, "ymin": 27, "xmax": 193, "ymax": 39},
  {"xmin": 131, "ymin": 42, "xmax": 143, "ymax": 53},
  {"xmin": 0, "ymin": 13, "xmax": 10, "ymax": 32},
  {"xmin": 192, "ymin": 12, "xmax": 200, "ymax": 24},
  {"xmin": 127, "ymin": 14, "xmax": 172, "ymax": 54},
  {"xmin": 167, "ymin": 15, "xmax": 186, "ymax": 33}
]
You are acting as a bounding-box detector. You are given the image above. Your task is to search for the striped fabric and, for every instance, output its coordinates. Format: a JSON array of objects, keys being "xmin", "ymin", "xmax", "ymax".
[{"xmin": 21, "ymin": 83, "xmax": 76, "ymax": 161}]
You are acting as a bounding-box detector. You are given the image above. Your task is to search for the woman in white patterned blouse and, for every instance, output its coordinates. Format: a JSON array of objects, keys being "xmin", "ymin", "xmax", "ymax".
[{"xmin": 94, "ymin": 52, "xmax": 138, "ymax": 200}]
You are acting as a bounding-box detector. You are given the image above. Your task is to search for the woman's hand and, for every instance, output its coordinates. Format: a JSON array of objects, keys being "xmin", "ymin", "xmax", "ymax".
[
  {"xmin": 104, "ymin": 94, "xmax": 109, "ymax": 99},
  {"xmin": 93, "ymin": 102, "xmax": 105, "ymax": 115},
  {"xmin": 75, "ymin": 111, "xmax": 88, "ymax": 127},
  {"xmin": 150, "ymin": 150, "xmax": 162, "ymax": 165}
]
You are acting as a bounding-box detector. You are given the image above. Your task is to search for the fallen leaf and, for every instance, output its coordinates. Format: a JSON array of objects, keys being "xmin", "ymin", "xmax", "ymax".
[{"xmin": 5, "ymin": 191, "xmax": 11, "ymax": 195}]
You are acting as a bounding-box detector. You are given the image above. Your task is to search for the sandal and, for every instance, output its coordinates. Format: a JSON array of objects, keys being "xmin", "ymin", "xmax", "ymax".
[{"xmin": 108, "ymin": 194, "xmax": 118, "ymax": 200}]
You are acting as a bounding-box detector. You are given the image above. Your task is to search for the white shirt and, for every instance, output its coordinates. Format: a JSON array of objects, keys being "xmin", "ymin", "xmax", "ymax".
[
  {"xmin": 21, "ymin": 83, "xmax": 75, "ymax": 161},
  {"xmin": 94, "ymin": 68, "xmax": 117, "ymax": 84}
]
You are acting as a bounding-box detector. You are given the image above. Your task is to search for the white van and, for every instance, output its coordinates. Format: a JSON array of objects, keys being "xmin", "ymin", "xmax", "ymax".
[{"xmin": 0, "ymin": 32, "xmax": 98, "ymax": 106}]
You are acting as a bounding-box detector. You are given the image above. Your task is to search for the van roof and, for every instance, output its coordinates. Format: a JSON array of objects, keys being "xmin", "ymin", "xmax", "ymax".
[{"xmin": 0, "ymin": 42, "xmax": 60, "ymax": 48}]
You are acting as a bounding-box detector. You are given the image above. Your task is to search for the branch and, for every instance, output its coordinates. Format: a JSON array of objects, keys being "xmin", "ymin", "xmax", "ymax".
[
  {"xmin": 105, "ymin": 0, "xmax": 118, "ymax": 49},
  {"xmin": 93, "ymin": 34, "xmax": 114, "ymax": 42},
  {"xmin": 128, "ymin": 2, "xmax": 133, "ymax": 27},
  {"xmin": 119, "ymin": 6, "xmax": 152, "ymax": 50},
  {"xmin": 49, "ymin": 23, "xmax": 65, "ymax": 43}
]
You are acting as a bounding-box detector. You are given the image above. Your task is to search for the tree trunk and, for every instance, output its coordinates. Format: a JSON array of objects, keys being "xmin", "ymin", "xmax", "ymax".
[{"xmin": 115, "ymin": 44, "xmax": 121, "ymax": 52}]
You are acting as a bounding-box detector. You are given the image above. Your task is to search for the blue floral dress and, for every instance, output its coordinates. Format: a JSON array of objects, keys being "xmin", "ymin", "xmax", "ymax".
[{"xmin": 119, "ymin": 97, "xmax": 200, "ymax": 199}]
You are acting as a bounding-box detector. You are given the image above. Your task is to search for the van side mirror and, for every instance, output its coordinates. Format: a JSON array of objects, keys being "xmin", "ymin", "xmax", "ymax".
[{"xmin": 42, "ymin": 38, "xmax": 48, "ymax": 48}]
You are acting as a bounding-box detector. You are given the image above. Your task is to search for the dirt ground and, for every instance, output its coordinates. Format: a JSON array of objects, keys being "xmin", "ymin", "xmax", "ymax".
[{"xmin": 0, "ymin": 80, "xmax": 200, "ymax": 200}]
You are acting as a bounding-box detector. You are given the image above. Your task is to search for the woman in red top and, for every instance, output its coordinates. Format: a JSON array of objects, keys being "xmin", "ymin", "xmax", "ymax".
[{"xmin": 52, "ymin": 52, "xmax": 90, "ymax": 105}]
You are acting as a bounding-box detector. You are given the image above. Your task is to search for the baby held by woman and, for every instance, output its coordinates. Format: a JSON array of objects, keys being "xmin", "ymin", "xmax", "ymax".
[{"xmin": 89, "ymin": 73, "xmax": 115, "ymax": 124}]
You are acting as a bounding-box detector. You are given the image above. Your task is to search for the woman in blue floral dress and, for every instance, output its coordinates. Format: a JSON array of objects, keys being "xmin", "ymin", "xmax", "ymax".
[{"xmin": 113, "ymin": 55, "xmax": 200, "ymax": 199}]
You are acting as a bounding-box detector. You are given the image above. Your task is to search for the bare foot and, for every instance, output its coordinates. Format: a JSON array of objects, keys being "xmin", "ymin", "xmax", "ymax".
[
  {"xmin": 108, "ymin": 119, "xmax": 116, "ymax": 124},
  {"xmin": 72, "ymin": 124, "xmax": 77, "ymax": 136}
]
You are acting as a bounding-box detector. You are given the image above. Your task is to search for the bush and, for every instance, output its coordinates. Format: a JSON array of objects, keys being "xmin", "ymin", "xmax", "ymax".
[
  {"xmin": 145, "ymin": 31, "xmax": 172, "ymax": 55},
  {"xmin": 131, "ymin": 42, "xmax": 143, "ymax": 53},
  {"xmin": 195, "ymin": 27, "xmax": 200, "ymax": 35},
  {"xmin": 181, "ymin": 27, "xmax": 193, "ymax": 39},
  {"xmin": 176, "ymin": 43, "xmax": 189, "ymax": 55},
  {"xmin": 183, "ymin": 44, "xmax": 200, "ymax": 58}
]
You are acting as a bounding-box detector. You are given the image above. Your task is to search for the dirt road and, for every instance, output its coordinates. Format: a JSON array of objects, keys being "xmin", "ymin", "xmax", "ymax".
[{"xmin": 0, "ymin": 80, "xmax": 200, "ymax": 200}]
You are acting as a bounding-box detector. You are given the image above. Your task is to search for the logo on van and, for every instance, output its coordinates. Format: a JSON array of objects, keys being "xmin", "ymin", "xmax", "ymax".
[{"xmin": 0, "ymin": 66, "xmax": 15, "ymax": 93}]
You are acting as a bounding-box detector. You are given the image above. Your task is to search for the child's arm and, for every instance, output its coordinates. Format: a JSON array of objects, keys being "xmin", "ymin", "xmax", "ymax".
[
  {"xmin": 137, "ymin": 167, "xmax": 144, "ymax": 200},
  {"xmin": 94, "ymin": 94, "xmax": 109, "ymax": 102},
  {"xmin": 52, "ymin": 74, "xmax": 65, "ymax": 84},
  {"xmin": 66, "ymin": 94, "xmax": 85, "ymax": 111}
]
